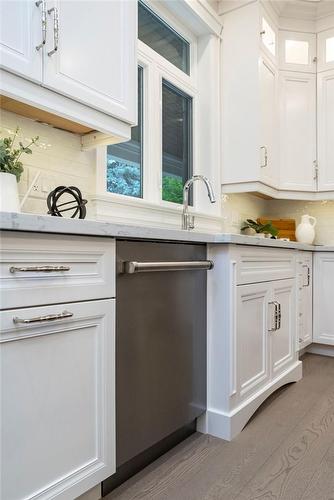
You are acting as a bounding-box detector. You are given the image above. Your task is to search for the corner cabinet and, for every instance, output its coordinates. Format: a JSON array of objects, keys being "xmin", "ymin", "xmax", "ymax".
[
  {"xmin": 0, "ymin": 0, "xmax": 137, "ymax": 139},
  {"xmin": 0, "ymin": 231, "xmax": 116, "ymax": 500},
  {"xmin": 279, "ymin": 71, "xmax": 316, "ymax": 192},
  {"xmin": 221, "ymin": 2, "xmax": 334, "ymax": 200},
  {"xmin": 200, "ymin": 245, "xmax": 302, "ymax": 441}
]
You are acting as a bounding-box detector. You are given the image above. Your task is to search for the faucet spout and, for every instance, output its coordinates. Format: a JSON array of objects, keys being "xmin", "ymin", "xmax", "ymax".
[{"xmin": 182, "ymin": 175, "xmax": 216, "ymax": 230}]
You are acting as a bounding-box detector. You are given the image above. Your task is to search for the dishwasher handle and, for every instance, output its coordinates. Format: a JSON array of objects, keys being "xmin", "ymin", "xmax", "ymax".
[{"xmin": 123, "ymin": 260, "xmax": 214, "ymax": 274}]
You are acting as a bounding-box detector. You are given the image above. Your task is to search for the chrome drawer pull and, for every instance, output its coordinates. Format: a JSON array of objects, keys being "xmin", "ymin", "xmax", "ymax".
[
  {"xmin": 9, "ymin": 265, "xmax": 70, "ymax": 273},
  {"xmin": 123, "ymin": 260, "xmax": 214, "ymax": 274},
  {"xmin": 13, "ymin": 311, "xmax": 73, "ymax": 324}
]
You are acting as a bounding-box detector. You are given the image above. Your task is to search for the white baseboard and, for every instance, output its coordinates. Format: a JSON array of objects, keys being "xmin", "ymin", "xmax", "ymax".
[
  {"xmin": 307, "ymin": 343, "xmax": 334, "ymax": 358},
  {"xmin": 197, "ymin": 361, "xmax": 302, "ymax": 441},
  {"xmin": 76, "ymin": 484, "xmax": 101, "ymax": 500}
]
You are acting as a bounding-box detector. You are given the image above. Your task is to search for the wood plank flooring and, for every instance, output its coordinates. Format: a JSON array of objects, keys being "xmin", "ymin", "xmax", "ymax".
[{"xmin": 106, "ymin": 354, "xmax": 334, "ymax": 500}]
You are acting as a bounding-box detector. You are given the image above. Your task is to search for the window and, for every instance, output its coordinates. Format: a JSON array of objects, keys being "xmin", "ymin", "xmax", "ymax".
[
  {"xmin": 106, "ymin": 67, "xmax": 143, "ymax": 198},
  {"xmin": 103, "ymin": 2, "xmax": 196, "ymax": 209},
  {"xmin": 162, "ymin": 81, "xmax": 192, "ymax": 204},
  {"xmin": 138, "ymin": 1, "xmax": 190, "ymax": 74}
]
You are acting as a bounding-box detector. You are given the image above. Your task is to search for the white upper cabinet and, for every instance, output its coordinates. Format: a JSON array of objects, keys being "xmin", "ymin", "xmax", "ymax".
[
  {"xmin": 44, "ymin": 0, "xmax": 137, "ymax": 123},
  {"xmin": 0, "ymin": 0, "xmax": 42, "ymax": 82},
  {"xmin": 279, "ymin": 31, "xmax": 316, "ymax": 73},
  {"xmin": 0, "ymin": 0, "xmax": 137, "ymax": 135},
  {"xmin": 279, "ymin": 71, "xmax": 316, "ymax": 191},
  {"xmin": 259, "ymin": 55, "xmax": 278, "ymax": 187},
  {"xmin": 259, "ymin": 56, "xmax": 278, "ymax": 186},
  {"xmin": 318, "ymin": 69, "xmax": 334, "ymax": 191},
  {"xmin": 318, "ymin": 28, "xmax": 334, "ymax": 72},
  {"xmin": 221, "ymin": 2, "xmax": 279, "ymax": 191}
]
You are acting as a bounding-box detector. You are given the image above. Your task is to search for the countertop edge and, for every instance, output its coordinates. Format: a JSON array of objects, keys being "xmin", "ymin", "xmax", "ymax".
[{"xmin": 0, "ymin": 212, "xmax": 332, "ymax": 251}]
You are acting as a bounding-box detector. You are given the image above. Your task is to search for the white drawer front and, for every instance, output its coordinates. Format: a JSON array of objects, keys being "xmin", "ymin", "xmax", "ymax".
[
  {"xmin": 0, "ymin": 231, "xmax": 115, "ymax": 309},
  {"xmin": 0, "ymin": 299, "xmax": 115, "ymax": 500},
  {"xmin": 235, "ymin": 247, "xmax": 296, "ymax": 285}
]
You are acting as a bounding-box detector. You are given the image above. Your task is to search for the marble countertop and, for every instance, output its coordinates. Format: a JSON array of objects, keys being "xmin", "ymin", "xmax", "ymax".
[{"xmin": 1, "ymin": 211, "xmax": 333, "ymax": 251}]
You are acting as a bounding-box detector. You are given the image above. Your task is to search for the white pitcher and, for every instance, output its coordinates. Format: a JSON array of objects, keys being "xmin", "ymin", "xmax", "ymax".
[{"xmin": 296, "ymin": 214, "xmax": 317, "ymax": 244}]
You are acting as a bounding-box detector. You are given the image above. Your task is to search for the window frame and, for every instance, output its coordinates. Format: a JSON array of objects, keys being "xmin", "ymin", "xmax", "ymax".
[{"xmin": 97, "ymin": 1, "xmax": 198, "ymax": 210}]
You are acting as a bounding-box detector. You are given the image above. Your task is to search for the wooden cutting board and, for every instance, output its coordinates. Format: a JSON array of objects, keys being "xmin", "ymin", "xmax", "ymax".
[{"xmin": 257, "ymin": 218, "xmax": 296, "ymax": 241}]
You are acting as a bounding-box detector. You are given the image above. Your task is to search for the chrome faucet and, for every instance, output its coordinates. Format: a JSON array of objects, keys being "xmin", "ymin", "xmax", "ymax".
[{"xmin": 182, "ymin": 175, "xmax": 216, "ymax": 230}]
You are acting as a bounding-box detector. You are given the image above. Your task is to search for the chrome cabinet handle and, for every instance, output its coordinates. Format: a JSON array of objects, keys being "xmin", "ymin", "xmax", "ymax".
[
  {"xmin": 9, "ymin": 265, "xmax": 70, "ymax": 273},
  {"xmin": 123, "ymin": 260, "xmax": 214, "ymax": 274},
  {"xmin": 47, "ymin": 6, "xmax": 59, "ymax": 56},
  {"xmin": 302, "ymin": 265, "xmax": 311, "ymax": 287},
  {"xmin": 276, "ymin": 302, "xmax": 281, "ymax": 330},
  {"xmin": 13, "ymin": 310, "xmax": 73, "ymax": 324},
  {"xmin": 260, "ymin": 146, "xmax": 268, "ymax": 168},
  {"xmin": 268, "ymin": 301, "xmax": 278, "ymax": 332},
  {"xmin": 35, "ymin": 0, "xmax": 47, "ymax": 51}
]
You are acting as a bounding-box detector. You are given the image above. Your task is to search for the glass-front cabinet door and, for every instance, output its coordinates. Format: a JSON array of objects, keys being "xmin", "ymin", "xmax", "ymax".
[
  {"xmin": 279, "ymin": 31, "xmax": 316, "ymax": 73},
  {"xmin": 260, "ymin": 14, "xmax": 277, "ymax": 62},
  {"xmin": 318, "ymin": 28, "xmax": 334, "ymax": 72}
]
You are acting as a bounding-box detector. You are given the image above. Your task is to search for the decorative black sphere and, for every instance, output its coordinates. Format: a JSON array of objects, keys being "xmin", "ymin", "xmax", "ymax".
[{"xmin": 47, "ymin": 186, "xmax": 87, "ymax": 219}]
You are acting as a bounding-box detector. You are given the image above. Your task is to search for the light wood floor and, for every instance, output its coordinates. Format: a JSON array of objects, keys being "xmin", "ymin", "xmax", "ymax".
[{"xmin": 106, "ymin": 354, "xmax": 334, "ymax": 500}]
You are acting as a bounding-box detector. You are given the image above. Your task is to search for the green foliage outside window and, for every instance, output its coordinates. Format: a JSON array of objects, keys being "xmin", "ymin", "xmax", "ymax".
[{"xmin": 162, "ymin": 176, "xmax": 183, "ymax": 204}]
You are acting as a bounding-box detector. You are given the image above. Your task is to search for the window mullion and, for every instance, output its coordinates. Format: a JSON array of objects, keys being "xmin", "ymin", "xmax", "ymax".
[{"xmin": 145, "ymin": 63, "xmax": 163, "ymax": 205}]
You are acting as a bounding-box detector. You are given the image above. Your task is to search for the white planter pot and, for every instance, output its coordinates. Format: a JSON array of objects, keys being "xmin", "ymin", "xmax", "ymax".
[{"xmin": 0, "ymin": 173, "xmax": 21, "ymax": 213}]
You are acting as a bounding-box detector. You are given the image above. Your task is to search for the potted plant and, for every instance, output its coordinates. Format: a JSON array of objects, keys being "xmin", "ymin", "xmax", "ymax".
[
  {"xmin": 241, "ymin": 219, "xmax": 279, "ymax": 238},
  {"xmin": 0, "ymin": 127, "xmax": 39, "ymax": 212}
]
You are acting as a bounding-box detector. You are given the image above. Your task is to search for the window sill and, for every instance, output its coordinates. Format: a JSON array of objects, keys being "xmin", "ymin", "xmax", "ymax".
[{"xmin": 90, "ymin": 193, "xmax": 222, "ymax": 232}]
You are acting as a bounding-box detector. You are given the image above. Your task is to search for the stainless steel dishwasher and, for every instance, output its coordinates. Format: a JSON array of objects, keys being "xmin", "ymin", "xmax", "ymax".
[{"xmin": 102, "ymin": 240, "xmax": 212, "ymax": 495}]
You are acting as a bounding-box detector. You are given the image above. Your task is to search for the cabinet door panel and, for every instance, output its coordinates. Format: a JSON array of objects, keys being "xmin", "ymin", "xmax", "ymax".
[
  {"xmin": 259, "ymin": 55, "xmax": 278, "ymax": 187},
  {"xmin": 279, "ymin": 72, "xmax": 316, "ymax": 191},
  {"xmin": 318, "ymin": 70, "xmax": 334, "ymax": 191},
  {"xmin": 0, "ymin": 0, "xmax": 42, "ymax": 82},
  {"xmin": 313, "ymin": 253, "xmax": 334, "ymax": 345},
  {"xmin": 0, "ymin": 299, "xmax": 115, "ymax": 500},
  {"xmin": 44, "ymin": 0, "xmax": 136, "ymax": 123},
  {"xmin": 271, "ymin": 280, "xmax": 295, "ymax": 378},
  {"xmin": 297, "ymin": 254, "xmax": 313, "ymax": 350},
  {"xmin": 237, "ymin": 283, "xmax": 271, "ymax": 399},
  {"xmin": 279, "ymin": 31, "xmax": 316, "ymax": 73},
  {"xmin": 318, "ymin": 28, "xmax": 334, "ymax": 72}
]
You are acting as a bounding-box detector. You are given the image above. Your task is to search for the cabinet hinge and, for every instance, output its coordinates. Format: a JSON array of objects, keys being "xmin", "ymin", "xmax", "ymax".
[{"xmin": 313, "ymin": 160, "xmax": 319, "ymax": 181}]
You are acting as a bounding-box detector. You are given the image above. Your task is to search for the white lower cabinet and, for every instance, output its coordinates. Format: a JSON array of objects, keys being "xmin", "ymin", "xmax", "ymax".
[
  {"xmin": 236, "ymin": 282, "xmax": 271, "ymax": 400},
  {"xmin": 296, "ymin": 252, "xmax": 313, "ymax": 350},
  {"xmin": 313, "ymin": 252, "xmax": 334, "ymax": 345},
  {"xmin": 201, "ymin": 245, "xmax": 302, "ymax": 441},
  {"xmin": 0, "ymin": 299, "xmax": 115, "ymax": 500},
  {"xmin": 271, "ymin": 279, "xmax": 296, "ymax": 377},
  {"xmin": 236, "ymin": 278, "xmax": 295, "ymax": 403}
]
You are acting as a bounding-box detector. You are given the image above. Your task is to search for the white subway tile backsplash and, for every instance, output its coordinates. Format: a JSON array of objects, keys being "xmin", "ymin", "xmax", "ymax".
[{"xmin": 0, "ymin": 110, "xmax": 96, "ymax": 216}]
